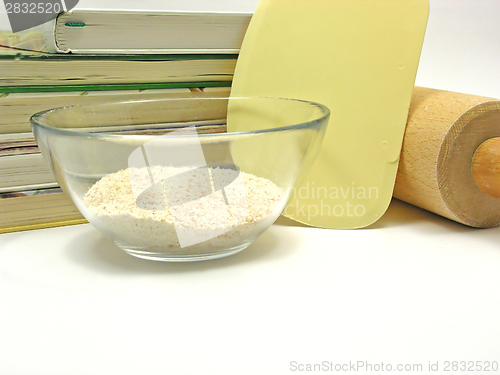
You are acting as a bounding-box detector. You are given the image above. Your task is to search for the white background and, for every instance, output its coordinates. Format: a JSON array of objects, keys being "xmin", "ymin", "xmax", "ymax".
[{"xmin": 1, "ymin": 1, "xmax": 500, "ymax": 374}]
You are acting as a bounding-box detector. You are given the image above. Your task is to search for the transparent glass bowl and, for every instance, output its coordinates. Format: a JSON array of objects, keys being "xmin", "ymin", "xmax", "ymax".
[{"xmin": 31, "ymin": 97, "xmax": 329, "ymax": 261}]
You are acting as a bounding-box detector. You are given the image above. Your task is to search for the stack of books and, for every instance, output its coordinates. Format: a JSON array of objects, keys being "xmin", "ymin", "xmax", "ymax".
[{"xmin": 0, "ymin": 8, "xmax": 251, "ymax": 233}]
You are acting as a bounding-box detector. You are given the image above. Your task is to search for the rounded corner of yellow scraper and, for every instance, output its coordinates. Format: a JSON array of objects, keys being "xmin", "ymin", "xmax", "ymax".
[{"xmin": 281, "ymin": 196, "xmax": 393, "ymax": 230}]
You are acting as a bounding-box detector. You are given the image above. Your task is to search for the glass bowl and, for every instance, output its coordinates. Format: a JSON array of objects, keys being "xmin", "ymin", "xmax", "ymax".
[{"xmin": 31, "ymin": 96, "xmax": 329, "ymax": 261}]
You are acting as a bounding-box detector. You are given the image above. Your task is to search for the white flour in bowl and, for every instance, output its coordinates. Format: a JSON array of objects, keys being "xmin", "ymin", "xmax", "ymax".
[{"xmin": 83, "ymin": 166, "xmax": 283, "ymax": 255}]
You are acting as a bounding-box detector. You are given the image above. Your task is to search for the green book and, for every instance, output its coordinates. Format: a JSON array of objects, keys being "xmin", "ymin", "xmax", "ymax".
[
  {"xmin": 0, "ymin": 86, "xmax": 231, "ymax": 134},
  {"xmin": 0, "ymin": 50, "xmax": 236, "ymax": 90}
]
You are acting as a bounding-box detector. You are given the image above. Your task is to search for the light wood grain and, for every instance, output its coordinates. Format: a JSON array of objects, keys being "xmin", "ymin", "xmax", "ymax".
[
  {"xmin": 471, "ymin": 137, "xmax": 500, "ymax": 198},
  {"xmin": 394, "ymin": 86, "xmax": 500, "ymax": 227}
]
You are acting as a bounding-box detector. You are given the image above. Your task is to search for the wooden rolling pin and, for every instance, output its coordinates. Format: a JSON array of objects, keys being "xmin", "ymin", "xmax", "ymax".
[{"xmin": 394, "ymin": 86, "xmax": 500, "ymax": 228}]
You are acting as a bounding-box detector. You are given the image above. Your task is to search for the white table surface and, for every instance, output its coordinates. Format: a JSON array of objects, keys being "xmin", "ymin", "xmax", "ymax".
[{"xmin": 1, "ymin": 1, "xmax": 500, "ymax": 374}]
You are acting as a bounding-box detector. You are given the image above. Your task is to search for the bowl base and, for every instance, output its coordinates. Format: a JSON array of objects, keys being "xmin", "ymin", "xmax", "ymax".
[{"xmin": 122, "ymin": 243, "xmax": 250, "ymax": 262}]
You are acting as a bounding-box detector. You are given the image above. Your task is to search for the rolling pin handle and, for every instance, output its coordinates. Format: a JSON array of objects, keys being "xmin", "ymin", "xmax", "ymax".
[{"xmin": 471, "ymin": 137, "xmax": 500, "ymax": 198}]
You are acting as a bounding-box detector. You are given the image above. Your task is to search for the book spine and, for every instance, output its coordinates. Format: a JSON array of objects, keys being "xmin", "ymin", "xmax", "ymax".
[{"xmin": 53, "ymin": 11, "xmax": 70, "ymax": 53}]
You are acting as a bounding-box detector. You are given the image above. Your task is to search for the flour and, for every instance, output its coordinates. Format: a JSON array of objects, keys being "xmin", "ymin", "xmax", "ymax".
[{"xmin": 83, "ymin": 166, "xmax": 283, "ymax": 256}]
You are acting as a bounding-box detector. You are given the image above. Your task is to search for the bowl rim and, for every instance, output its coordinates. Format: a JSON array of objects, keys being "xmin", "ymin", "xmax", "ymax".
[{"xmin": 30, "ymin": 96, "xmax": 330, "ymax": 139}]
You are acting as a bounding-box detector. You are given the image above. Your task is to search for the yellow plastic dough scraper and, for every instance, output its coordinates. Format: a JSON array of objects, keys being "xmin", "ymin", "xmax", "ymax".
[{"xmin": 229, "ymin": 0, "xmax": 429, "ymax": 228}]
